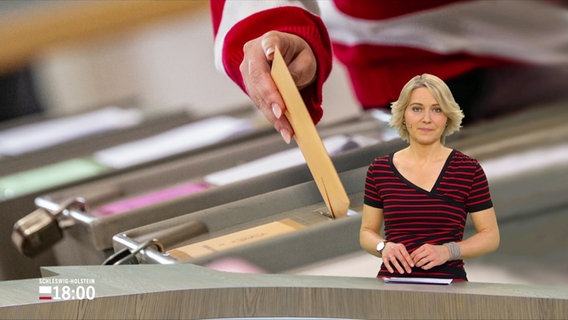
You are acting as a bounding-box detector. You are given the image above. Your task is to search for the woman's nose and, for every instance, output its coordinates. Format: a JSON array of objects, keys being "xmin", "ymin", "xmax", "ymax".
[{"xmin": 422, "ymin": 111, "xmax": 431, "ymax": 123}]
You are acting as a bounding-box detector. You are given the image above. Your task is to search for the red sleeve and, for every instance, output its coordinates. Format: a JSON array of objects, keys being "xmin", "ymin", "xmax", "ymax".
[{"xmin": 214, "ymin": 5, "xmax": 332, "ymax": 124}]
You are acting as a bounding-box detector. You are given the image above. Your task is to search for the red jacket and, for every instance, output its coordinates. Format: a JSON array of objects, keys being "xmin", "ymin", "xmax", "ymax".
[{"xmin": 211, "ymin": 0, "xmax": 567, "ymax": 123}]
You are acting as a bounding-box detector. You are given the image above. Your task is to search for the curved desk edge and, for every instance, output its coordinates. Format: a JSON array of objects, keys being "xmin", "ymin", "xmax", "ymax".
[{"xmin": 0, "ymin": 264, "xmax": 566, "ymax": 319}]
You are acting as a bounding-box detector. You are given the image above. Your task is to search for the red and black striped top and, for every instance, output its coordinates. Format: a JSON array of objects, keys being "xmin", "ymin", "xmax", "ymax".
[{"xmin": 364, "ymin": 149, "xmax": 493, "ymax": 280}]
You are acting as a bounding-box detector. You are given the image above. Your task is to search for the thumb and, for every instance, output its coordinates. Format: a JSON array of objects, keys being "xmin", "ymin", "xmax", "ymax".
[{"xmin": 260, "ymin": 31, "xmax": 282, "ymax": 61}]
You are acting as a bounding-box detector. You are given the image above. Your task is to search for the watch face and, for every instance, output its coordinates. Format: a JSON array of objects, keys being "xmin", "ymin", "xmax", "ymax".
[{"xmin": 376, "ymin": 241, "xmax": 385, "ymax": 252}]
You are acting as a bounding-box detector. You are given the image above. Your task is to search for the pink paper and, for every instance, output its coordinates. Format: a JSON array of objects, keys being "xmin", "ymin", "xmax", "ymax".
[{"xmin": 95, "ymin": 182, "xmax": 209, "ymax": 216}]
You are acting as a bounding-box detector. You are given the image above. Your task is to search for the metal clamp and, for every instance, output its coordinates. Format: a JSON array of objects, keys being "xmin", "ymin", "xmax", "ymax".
[
  {"xmin": 12, "ymin": 197, "xmax": 86, "ymax": 257},
  {"xmin": 107, "ymin": 220, "xmax": 209, "ymax": 265},
  {"xmin": 102, "ymin": 239, "xmax": 164, "ymax": 265}
]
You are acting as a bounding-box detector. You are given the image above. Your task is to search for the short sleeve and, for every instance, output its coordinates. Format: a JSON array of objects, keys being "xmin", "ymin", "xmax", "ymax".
[
  {"xmin": 466, "ymin": 161, "xmax": 493, "ymax": 213},
  {"xmin": 364, "ymin": 162, "xmax": 383, "ymax": 208}
]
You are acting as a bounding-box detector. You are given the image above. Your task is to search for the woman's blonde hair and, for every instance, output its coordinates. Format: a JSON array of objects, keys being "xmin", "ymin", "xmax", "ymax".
[{"xmin": 389, "ymin": 73, "xmax": 464, "ymax": 143}]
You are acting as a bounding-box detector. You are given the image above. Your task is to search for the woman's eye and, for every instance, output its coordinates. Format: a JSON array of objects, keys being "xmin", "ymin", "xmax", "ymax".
[
  {"xmin": 412, "ymin": 106, "xmax": 422, "ymax": 112},
  {"xmin": 433, "ymin": 107, "xmax": 443, "ymax": 113}
]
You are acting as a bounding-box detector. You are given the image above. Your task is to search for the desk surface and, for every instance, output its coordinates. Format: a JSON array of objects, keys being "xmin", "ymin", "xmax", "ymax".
[{"xmin": 0, "ymin": 263, "xmax": 566, "ymax": 319}]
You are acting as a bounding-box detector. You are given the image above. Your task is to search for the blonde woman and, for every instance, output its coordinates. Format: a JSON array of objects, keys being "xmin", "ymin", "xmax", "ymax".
[{"xmin": 360, "ymin": 74, "xmax": 500, "ymax": 281}]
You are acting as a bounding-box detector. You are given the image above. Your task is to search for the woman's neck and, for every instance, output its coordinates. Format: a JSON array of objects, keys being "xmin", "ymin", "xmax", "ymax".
[{"xmin": 405, "ymin": 142, "xmax": 450, "ymax": 162}]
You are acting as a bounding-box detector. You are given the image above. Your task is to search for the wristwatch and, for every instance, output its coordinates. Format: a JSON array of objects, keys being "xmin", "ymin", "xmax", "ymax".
[{"xmin": 376, "ymin": 241, "xmax": 387, "ymax": 255}]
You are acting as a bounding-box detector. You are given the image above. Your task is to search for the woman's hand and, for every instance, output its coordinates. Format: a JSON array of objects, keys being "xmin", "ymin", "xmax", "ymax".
[
  {"xmin": 410, "ymin": 244, "xmax": 451, "ymax": 270},
  {"xmin": 240, "ymin": 31, "xmax": 317, "ymax": 144},
  {"xmin": 381, "ymin": 242, "xmax": 415, "ymax": 274}
]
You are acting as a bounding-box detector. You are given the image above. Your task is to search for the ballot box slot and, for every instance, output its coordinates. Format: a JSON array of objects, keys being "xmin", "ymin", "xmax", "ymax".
[
  {"xmin": 114, "ymin": 189, "xmax": 365, "ymax": 266},
  {"xmin": 161, "ymin": 199, "xmax": 364, "ymax": 264}
]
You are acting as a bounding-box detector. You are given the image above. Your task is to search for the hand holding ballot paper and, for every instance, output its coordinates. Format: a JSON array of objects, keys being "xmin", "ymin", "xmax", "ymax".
[{"xmin": 270, "ymin": 47, "xmax": 350, "ymax": 219}]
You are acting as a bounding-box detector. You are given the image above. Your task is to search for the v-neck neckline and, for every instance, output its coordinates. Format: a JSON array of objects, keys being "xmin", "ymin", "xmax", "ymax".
[{"xmin": 390, "ymin": 149, "xmax": 456, "ymax": 194}]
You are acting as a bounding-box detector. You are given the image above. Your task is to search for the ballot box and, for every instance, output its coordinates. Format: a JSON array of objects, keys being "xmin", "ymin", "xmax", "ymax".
[
  {"xmin": 1, "ymin": 106, "xmax": 274, "ymax": 280},
  {"xmin": 11, "ymin": 112, "xmax": 397, "ymax": 274},
  {"xmin": 111, "ymin": 166, "xmax": 371, "ymax": 270},
  {"xmin": 111, "ymin": 103, "xmax": 568, "ymax": 276}
]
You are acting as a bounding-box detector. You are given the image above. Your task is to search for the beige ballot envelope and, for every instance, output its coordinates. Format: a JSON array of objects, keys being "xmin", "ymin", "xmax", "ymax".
[{"xmin": 270, "ymin": 47, "xmax": 349, "ymax": 218}]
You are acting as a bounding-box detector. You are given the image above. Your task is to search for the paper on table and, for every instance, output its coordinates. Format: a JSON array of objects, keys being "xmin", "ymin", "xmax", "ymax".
[
  {"xmin": 383, "ymin": 277, "xmax": 453, "ymax": 285},
  {"xmin": 0, "ymin": 107, "xmax": 144, "ymax": 156},
  {"xmin": 204, "ymin": 134, "xmax": 377, "ymax": 186},
  {"xmin": 93, "ymin": 116, "xmax": 253, "ymax": 169},
  {"xmin": 270, "ymin": 47, "xmax": 350, "ymax": 218}
]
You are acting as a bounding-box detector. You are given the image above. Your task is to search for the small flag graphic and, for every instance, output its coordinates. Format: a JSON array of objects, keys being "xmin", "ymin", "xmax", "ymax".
[{"xmin": 39, "ymin": 286, "xmax": 52, "ymax": 300}]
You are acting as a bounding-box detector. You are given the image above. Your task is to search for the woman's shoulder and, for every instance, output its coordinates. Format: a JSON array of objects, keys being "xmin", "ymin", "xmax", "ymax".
[
  {"xmin": 367, "ymin": 153, "xmax": 393, "ymax": 171},
  {"xmin": 372, "ymin": 152, "xmax": 393, "ymax": 164},
  {"xmin": 450, "ymin": 149, "xmax": 481, "ymax": 166}
]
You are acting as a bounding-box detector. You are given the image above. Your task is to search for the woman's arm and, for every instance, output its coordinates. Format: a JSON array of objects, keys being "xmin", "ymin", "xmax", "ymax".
[
  {"xmin": 413, "ymin": 207, "xmax": 500, "ymax": 269},
  {"xmin": 360, "ymin": 204, "xmax": 414, "ymax": 274},
  {"xmin": 210, "ymin": 0, "xmax": 333, "ymax": 129},
  {"xmin": 459, "ymin": 207, "xmax": 500, "ymax": 259},
  {"xmin": 359, "ymin": 204, "xmax": 385, "ymax": 257}
]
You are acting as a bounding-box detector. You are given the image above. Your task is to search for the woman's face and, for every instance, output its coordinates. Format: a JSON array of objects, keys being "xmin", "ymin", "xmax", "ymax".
[{"xmin": 404, "ymin": 87, "xmax": 448, "ymax": 145}]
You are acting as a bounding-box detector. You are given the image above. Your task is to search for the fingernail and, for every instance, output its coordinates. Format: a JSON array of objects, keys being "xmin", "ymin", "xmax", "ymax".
[
  {"xmin": 272, "ymin": 103, "xmax": 282, "ymax": 119},
  {"xmin": 280, "ymin": 129, "xmax": 291, "ymax": 144},
  {"xmin": 265, "ymin": 47, "xmax": 275, "ymax": 58}
]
